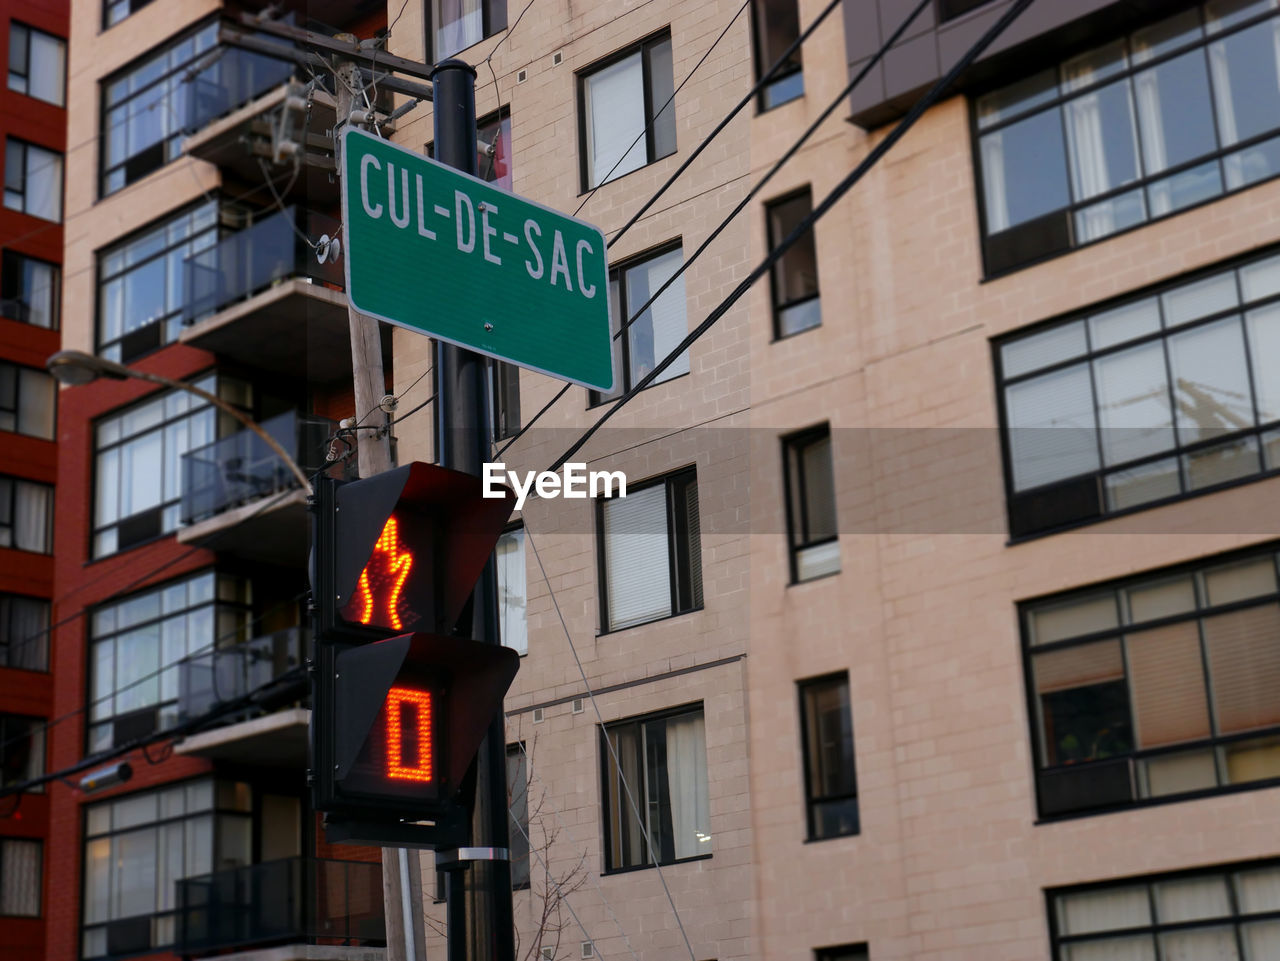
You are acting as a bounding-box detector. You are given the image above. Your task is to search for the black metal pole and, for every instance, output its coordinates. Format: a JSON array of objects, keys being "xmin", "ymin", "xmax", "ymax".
[{"xmin": 430, "ymin": 58, "xmax": 516, "ymax": 961}]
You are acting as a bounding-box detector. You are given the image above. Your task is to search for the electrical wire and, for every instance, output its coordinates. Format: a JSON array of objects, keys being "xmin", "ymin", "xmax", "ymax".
[{"xmin": 543, "ymin": 0, "xmax": 1039, "ymax": 477}]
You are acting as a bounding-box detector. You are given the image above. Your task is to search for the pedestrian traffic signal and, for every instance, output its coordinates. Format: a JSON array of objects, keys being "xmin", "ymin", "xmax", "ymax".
[{"xmin": 310, "ymin": 462, "xmax": 519, "ymax": 843}]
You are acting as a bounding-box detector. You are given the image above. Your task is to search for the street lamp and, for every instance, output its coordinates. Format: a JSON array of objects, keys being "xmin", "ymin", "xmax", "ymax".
[{"xmin": 46, "ymin": 349, "xmax": 312, "ymax": 494}]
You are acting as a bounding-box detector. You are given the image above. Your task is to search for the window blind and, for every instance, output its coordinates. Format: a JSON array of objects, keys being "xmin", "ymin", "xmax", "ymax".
[{"xmin": 602, "ymin": 484, "xmax": 669, "ymax": 630}]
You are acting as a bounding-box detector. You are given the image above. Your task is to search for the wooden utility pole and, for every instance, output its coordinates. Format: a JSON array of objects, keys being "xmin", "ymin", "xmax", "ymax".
[{"xmin": 331, "ymin": 40, "xmax": 421, "ymax": 961}]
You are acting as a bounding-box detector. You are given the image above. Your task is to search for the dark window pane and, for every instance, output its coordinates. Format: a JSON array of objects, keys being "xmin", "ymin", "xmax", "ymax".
[
  {"xmin": 980, "ymin": 109, "xmax": 1071, "ymax": 232},
  {"xmin": 1133, "ymin": 51, "xmax": 1217, "ymax": 174},
  {"xmin": 649, "ymin": 38, "xmax": 676, "ymax": 161},
  {"xmin": 800, "ymin": 675, "xmax": 858, "ymax": 840},
  {"xmin": 768, "ymin": 190, "xmax": 821, "ymax": 336}
]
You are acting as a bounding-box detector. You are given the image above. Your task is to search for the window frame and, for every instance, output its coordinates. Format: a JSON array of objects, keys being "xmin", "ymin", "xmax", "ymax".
[
  {"xmin": 0, "ymin": 713, "xmax": 45, "ymax": 792},
  {"xmin": 782, "ymin": 425, "xmax": 839, "ymax": 584},
  {"xmin": 598, "ymin": 701, "xmax": 712, "ymax": 874},
  {"xmin": 0, "ymin": 837, "xmax": 42, "ymax": 918},
  {"xmin": 750, "ymin": 0, "xmax": 805, "ymax": 112},
  {"xmin": 427, "ymin": 0, "xmax": 508, "ymax": 62},
  {"xmin": 797, "ymin": 672, "xmax": 859, "ymax": 841},
  {"xmin": 0, "ymin": 360, "xmax": 56, "ymax": 440},
  {"xmin": 8, "ymin": 22, "xmax": 66, "ymax": 106},
  {"xmin": 814, "ymin": 944, "xmax": 869, "ymax": 961},
  {"xmin": 4, "ymin": 137, "xmax": 62, "ymax": 222},
  {"xmin": 98, "ymin": 19, "xmax": 217, "ymax": 198},
  {"xmin": 495, "ymin": 523, "xmax": 527, "ymax": 656},
  {"xmin": 102, "ymin": 0, "xmax": 155, "ymax": 30},
  {"xmin": 588, "ymin": 239, "xmax": 689, "ymax": 408},
  {"xmin": 85, "ymin": 569, "xmax": 250, "ymax": 753},
  {"xmin": 2, "ymin": 250, "xmax": 61, "ymax": 330},
  {"xmin": 995, "ymin": 244, "xmax": 1280, "ymax": 540},
  {"xmin": 94, "ymin": 199, "xmax": 219, "ymax": 363},
  {"xmin": 506, "ymin": 742, "xmax": 530, "ymax": 890},
  {"xmin": 1020, "ymin": 542, "xmax": 1280, "ymax": 821},
  {"xmin": 1046, "ymin": 858, "xmax": 1280, "ymax": 961},
  {"xmin": 766, "ymin": 186, "xmax": 822, "ymax": 339},
  {"xmin": 0, "ymin": 475, "xmax": 54, "ymax": 554},
  {"xmin": 972, "ymin": 2, "xmax": 1280, "ymax": 277},
  {"xmin": 0, "ymin": 592, "xmax": 50, "ymax": 671},
  {"xmin": 576, "ymin": 30, "xmax": 676, "ymax": 192},
  {"xmin": 595, "ymin": 466, "xmax": 703, "ymax": 634}
]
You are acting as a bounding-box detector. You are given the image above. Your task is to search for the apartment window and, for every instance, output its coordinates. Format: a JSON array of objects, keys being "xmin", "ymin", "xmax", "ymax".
[
  {"xmin": 0, "ymin": 715, "xmax": 43, "ymax": 791},
  {"xmin": 767, "ymin": 188, "xmax": 821, "ymax": 337},
  {"xmin": 2, "ymin": 251, "xmax": 59, "ymax": 329},
  {"xmin": 92, "ymin": 374, "xmax": 248, "ymax": 557},
  {"xmin": 601, "ymin": 705, "xmax": 711, "ymax": 871},
  {"xmin": 97, "ymin": 200, "xmax": 217, "ymax": 362},
  {"xmin": 799, "ymin": 674, "xmax": 858, "ymax": 840},
  {"xmin": 426, "ymin": 107, "xmax": 513, "ymax": 190},
  {"xmin": 784, "ymin": 427, "xmax": 839, "ymax": 582},
  {"xmin": 0, "ymin": 477, "xmax": 53, "ymax": 554},
  {"xmin": 431, "ymin": 0, "xmax": 507, "ymax": 60},
  {"xmin": 598, "ymin": 468, "xmax": 702, "ymax": 632},
  {"xmin": 496, "ymin": 526, "xmax": 527, "ymax": 655},
  {"xmin": 8, "ymin": 23, "xmax": 65, "ymax": 106},
  {"xmin": 752, "ymin": 0, "xmax": 803, "ymax": 110},
  {"xmin": 590, "ymin": 244, "xmax": 689, "ymax": 405},
  {"xmin": 88, "ymin": 570, "xmax": 250, "ymax": 752},
  {"xmin": 999, "ymin": 248, "xmax": 1280, "ymax": 538},
  {"xmin": 492, "ymin": 361, "xmax": 520, "ymax": 440},
  {"xmin": 4, "ymin": 139, "xmax": 61, "ymax": 221},
  {"xmin": 0, "ymin": 361, "xmax": 55, "ymax": 439},
  {"xmin": 82, "ymin": 779, "xmax": 252, "ymax": 958},
  {"xmin": 101, "ymin": 21, "xmax": 217, "ymax": 196},
  {"xmin": 0, "ymin": 839, "xmax": 40, "ymax": 917},
  {"xmin": 0, "ymin": 594, "xmax": 49, "ymax": 670},
  {"xmin": 506, "ymin": 744, "xmax": 529, "ymax": 889},
  {"xmin": 976, "ymin": 2, "xmax": 1280, "ymax": 275},
  {"xmin": 104, "ymin": 0, "xmax": 154, "ymax": 29},
  {"xmin": 1049, "ymin": 860, "xmax": 1280, "ymax": 960},
  {"xmin": 815, "ymin": 946, "xmax": 869, "ymax": 961},
  {"xmin": 1024, "ymin": 546, "xmax": 1280, "ymax": 819},
  {"xmin": 579, "ymin": 33, "xmax": 676, "ymax": 190}
]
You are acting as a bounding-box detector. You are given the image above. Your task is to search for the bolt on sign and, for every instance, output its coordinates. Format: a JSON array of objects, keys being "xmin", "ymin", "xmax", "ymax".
[{"xmin": 341, "ymin": 127, "xmax": 615, "ymax": 393}]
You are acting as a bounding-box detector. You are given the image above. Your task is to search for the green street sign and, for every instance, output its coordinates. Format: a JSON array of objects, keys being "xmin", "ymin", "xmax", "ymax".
[{"xmin": 340, "ymin": 128, "xmax": 614, "ymax": 393}]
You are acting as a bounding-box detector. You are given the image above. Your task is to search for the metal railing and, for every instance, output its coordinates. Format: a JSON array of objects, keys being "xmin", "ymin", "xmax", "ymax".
[
  {"xmin": 181, "ymin": 206, "xmax": 345, "ymax": 325},
  {"xmin": 179, "ymin": 410, "xmax": 340, "ymax": 524},
  {"xmin": 182, "ymin": 45, "xmax": 296, "ymax": 136},
  {"xmin": 175, "ymin": 856, "xmax": 385, "ymax": 957},
  {"xmin": 178, "ymin": 626, "xmax": 306, "ymax": 722}
]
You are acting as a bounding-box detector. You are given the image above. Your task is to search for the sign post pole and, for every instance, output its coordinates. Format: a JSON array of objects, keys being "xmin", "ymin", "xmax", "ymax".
[{"xmin": 430, "ymin": 58, "xmax": 516, "ymax": 961}]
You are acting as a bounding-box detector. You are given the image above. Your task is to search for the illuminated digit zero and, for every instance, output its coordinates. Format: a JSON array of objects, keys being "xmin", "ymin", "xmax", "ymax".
[{"xmin": 385, "ymin": 686, "xmax": 433, "ymax": 782}]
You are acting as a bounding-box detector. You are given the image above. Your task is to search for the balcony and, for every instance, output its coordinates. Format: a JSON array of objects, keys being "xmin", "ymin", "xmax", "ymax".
[
  {"xmin": 176, "ymin": 410, "xmax": 343, "ymax": 564},
  {"xmin": 178, "ymin": 207, "xmax": 351, "ymax": 383},
  {"xmin": 176, "ymin": 857, "xmax": 385, "ymax": 959},
  {"xmin": 175, "ymin": 627, "xmax": 308, "ymax": 766},
  {"xmin": 182, "ymin": 45, "xmax": 338, "ymax": 195}
]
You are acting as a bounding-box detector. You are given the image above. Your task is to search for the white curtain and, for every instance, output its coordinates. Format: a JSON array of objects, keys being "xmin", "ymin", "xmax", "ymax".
[
  {"xmin": 980, "ymin": 132, "xmax": 1010, "ymax": 232},
  {"xmin": 24, "ymin": 144, "xmax": 61, "ymax": 222},
  {"xmin": 5, "ymin": 595, "xmax": 48, "ymax": 670},
  {"xmin": 584, "ymin": 53, "xmax": 646, "ymax": 188},
  {"xmin": 1062, "ymin": 59, "xmax": 1113, "ymax": 239},
  {"xmin": 0, "ymin": 839, "xmax": 41, "ymax": 916},
  {"xmin": 15, "ymin": 480, "xmax": 51, "ymax": 553},
  {"xmin": 29, "ymin": 30, "xmax": 65, "ymax": 106},
  {"xmin": 602, "ymin": 484, "xmax": 668, "ymax": 630},
  {"xmin": 496, "ymin": 528, "xmax": 527, "ymax": 655},
  {"xmin": 435, "ymin": 0, "xmax": 483, "ymax": 59},
  {"xmin": 18, "ymin": 367, "xmax": 55, "ymax": 439},
  {"xmin": 626, "ymin": 248, "xmax": 689, "ymax": 385},
  {"xmin": 666, "ymin": 713, "xmax": 710, "ymax": 860},
  {"xmin": 1134, "ymin": 69, "xmax": 1170, "ymax": 213}
]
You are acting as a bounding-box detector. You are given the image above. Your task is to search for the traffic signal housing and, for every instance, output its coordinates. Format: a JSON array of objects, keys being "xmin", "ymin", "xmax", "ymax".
[{"xmin": 310, "ymin": 462, "xmax": 518, "ymax": 845}]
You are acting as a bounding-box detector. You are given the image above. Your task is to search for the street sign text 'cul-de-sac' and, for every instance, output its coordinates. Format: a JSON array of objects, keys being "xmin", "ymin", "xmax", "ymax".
[{"xmin": 341, "ymin": 127, "xmax": 614, "ymax": 393}]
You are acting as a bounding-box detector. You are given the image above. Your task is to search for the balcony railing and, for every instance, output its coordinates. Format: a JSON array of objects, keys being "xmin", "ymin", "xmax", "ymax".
[
  {"xmin": 176, "ymin": 857, "xmax": 385, "ymax": 957},
  {"xmin": 182, "ymin": 45, "xmax": 297, "ymax": 136},
  {"xmin": 181, "ymin": 207, "xmax": 344, "ymax": 325},
  {"xmin": 179, "ymin": 410, "xmax": 339, "ymax": 525},
  {"xmin": 178, "ymin": 626, "xmax": 306, "ymax": 723}
]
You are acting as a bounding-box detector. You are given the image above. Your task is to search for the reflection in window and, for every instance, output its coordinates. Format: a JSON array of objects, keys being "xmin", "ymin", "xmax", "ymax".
[
  {"xmin": 590, "ymin": 244, "xmax": 688, "ymax": 405},
  {"xmin": 100, "ymin": 21, "xmax": 217, "ymax": 196},
  {"xmin": 751, "ymin": 0, "xmax": 804, "ymax": 110},
  {"xmin": 602, "ymin": 706, "xmax": 711, "ymax": 871},
  {"xmin": 496, "ymin": 527, "xmax": 526, "ymax": 655},
  {"xmin": 976, "ymin": 2, "xmax": 1280, "ymax": 273},
  {"xmin": 580, "ymin": 34, "xmax": 676, "ymax": 189},
  {"xmin": 784, "ymin": 426, "xmax": 839, "ymax": 582},
  {"xmin": 8, "ymin": 23, "xmax": 66, "ymax": 106},
  {"xmin": 87, "ymin": 571, "xmax": 250, "ymax": 752},
  {"xmin": 96, "ymin": 201, "xmax": 218, "ymax": 362},
  {"xmin": 506, "ymin": 744, "xmax": 529, "ymax": 888},
  {"xmin": 999, "ymin": 248, "xmax": 1280, "ymax": 537},
  {"xmin": 798, "ymin": 673, "xmax": 858, "ymax": 840},
  {"xmin": 1024, "ymin": 547, "xmax": 1280, "ymax": 818}
]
